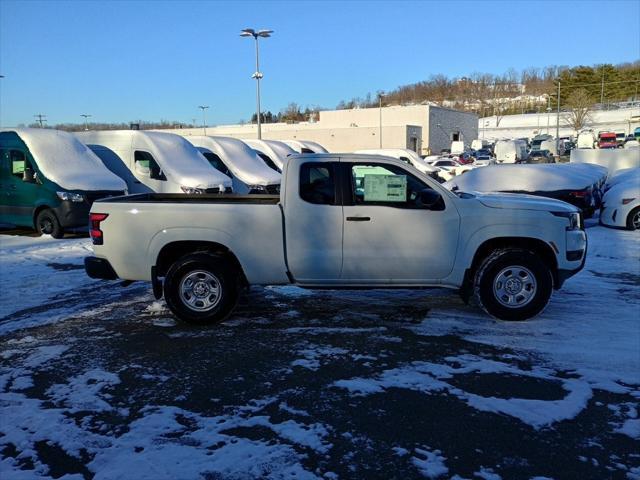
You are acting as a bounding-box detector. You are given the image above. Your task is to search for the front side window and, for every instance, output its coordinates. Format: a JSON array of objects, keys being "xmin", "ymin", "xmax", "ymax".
[
  {"xmin": 10, "ymin": 150, "xmax": 27, "ymax": 177},
  {"xmin": 134, "ymin": 151, "xmax": 166, "ymax": 181},
  {"xmin": 350, "ymin": 163, "xmax": 444, "ymax": 210},
  {"xmin": 300, "ymin": 163, "xmax": 336, "ymax": 205},
  {"xmin": 202, "ymin": 152, "xmax": 232, "ymax": 178}
]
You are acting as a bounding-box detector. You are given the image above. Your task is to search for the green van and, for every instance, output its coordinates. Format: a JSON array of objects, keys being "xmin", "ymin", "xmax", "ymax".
[{"xmin": 0, "ymin": 128, "xmax": 127, "ymax": 238}]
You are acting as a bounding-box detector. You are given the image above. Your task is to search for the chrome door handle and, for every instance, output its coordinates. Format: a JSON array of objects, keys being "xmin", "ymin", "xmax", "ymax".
[{"xmin": 346, "ymin": 216, "xmax": 371, "ymax": 222}]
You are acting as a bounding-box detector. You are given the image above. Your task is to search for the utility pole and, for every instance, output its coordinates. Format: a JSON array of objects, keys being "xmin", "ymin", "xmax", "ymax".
[
  {"xmin": 0, "ymin": 75, "xmax": 4, "ymax": 127},
  {"xmin": 34, "ymin": 114, "xmax": 47, "ymax": 127},
  {"xmin": 600, "ymin": 65, "xmax": 605, "ymax": 107},
  {"xmin": 555, "ymin": 80, "xmax": 561, "ymax": 141},
  {"xmin": 198, "ymin": 105, "xmax": 209, "ymax": 135},
  {"xmin": 80, "ymin": 114, "xmax": 91, "ymax": 131}
]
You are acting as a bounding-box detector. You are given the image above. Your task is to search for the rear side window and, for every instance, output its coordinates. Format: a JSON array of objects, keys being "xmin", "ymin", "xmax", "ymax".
[
  {"xmin": 202, "ymin": 152, "xmax": 233, "ymax": 178},
  {"xmin": 300, "ymin": 163, "xmax": 336, "ymax": 205}
]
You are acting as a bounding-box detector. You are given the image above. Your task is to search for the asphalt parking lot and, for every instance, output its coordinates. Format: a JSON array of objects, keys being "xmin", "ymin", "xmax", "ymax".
[{"xmin": 1, "ymin": 223, "xmax": 639, "ymax": 479}]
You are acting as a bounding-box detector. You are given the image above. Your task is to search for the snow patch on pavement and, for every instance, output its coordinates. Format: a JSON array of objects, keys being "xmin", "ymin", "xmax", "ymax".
[{"xmin": 334, "ymin": 354, "xmax": 593, "ymax": 429}]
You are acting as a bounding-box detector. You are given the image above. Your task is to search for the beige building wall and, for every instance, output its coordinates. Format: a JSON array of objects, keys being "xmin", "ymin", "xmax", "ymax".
[{"xmin": 158, "ymin": 105, "xmax": 476, "ymax": 154}]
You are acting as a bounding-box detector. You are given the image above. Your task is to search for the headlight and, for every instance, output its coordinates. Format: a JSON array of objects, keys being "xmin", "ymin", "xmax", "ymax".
[
  {"xmin": 180, "ymin": 186, "xmax": 204, "ymax": 194},
  {"xmin": 551, "ymin": 211, "xmax": 582, "ymax": 230},
  {"xmin": 57, "ymin": 191, "xmax": 84, "ymax": 202}
]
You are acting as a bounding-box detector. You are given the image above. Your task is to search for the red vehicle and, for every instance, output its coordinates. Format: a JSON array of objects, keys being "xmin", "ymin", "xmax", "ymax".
[{"xmin": 598, "ymin": 132, "xmax": 618, "ymax": 149}]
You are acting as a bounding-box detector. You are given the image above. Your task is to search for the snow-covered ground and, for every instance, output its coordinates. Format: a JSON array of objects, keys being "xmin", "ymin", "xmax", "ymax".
[{"xmin": 0, "ymin": 221, "xmax": 638, "ymax": 479}]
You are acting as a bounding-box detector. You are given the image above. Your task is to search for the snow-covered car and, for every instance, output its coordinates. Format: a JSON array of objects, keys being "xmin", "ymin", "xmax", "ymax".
[
  {"xmin": 445, "ymin": 163, "xmax": 608, "ymax": 216},
  {"xmin": 605, "ymin": 168, "xmax": 640, "ymax": 192},
  {"xmin": 600, "ymin": 180, "xmax": 640, "ymax": 230},
  {"xmin": 85, "ymin": 153, "xmax": 587, "ymax": 323}
]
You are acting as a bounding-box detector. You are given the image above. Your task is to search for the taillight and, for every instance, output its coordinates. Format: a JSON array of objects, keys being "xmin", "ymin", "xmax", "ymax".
[{"xmin": 89, "ymin": 213, "xmax": 108, "ymax": 245}]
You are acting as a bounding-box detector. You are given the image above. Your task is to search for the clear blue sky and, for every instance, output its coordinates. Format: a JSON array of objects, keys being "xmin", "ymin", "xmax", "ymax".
[{"xmin": 1, "ymin": 0, "xmax": 638, "ymax": 127}]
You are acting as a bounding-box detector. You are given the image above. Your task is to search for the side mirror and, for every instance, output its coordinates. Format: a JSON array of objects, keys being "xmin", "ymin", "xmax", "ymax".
[
  {"xmin": 22, "ymin": 167, "xmax": 35, "ymax": 183},
  {"xmin": 419, "ymin": 188, "xmax": 444, "ymax": 210}
]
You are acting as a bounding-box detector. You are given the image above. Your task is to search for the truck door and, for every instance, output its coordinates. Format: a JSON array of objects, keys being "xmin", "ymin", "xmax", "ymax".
[
  {"xmin": 341, "ymin": 161, "xmax": 460, "ymax": 284},
  {"xmin": 284, "ymin": 161, "xmax": 344, "ymax": 283}
]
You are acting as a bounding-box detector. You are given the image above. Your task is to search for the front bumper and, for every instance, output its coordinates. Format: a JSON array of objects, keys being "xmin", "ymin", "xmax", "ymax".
[
  {"xmin": 84, "ymin": 256, "xmax": 119, "ymax": 280},
  {"xmin": 556, "ymin": 232, "xmax": 588, "ymax": 288},
  {"xmin": 53, "ymin": 202, "xmax": 91, "ymax": 228}
]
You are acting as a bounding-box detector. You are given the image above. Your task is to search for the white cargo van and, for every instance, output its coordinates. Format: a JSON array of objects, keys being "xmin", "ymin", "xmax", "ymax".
[
  {"xmin": 577, "ymin": 131, "xmax": 596, "ymax": 149},
  {"xmin": 186, "ymin": 136, "xmax": 281, "ymax": 194},
  {"xmin": 494, "ymin": 140, "xmax": 529, "ymax": 163},
  {"xmin": 283, "ymin": 140, "xmax": 329, "ymax": 154},
  {"xmin": 471, "ymin": 139, "xmax": 489, "ymax": 151},
  {"xmin": 76, "ymin": 131, "xmax": 232, "ymax": 194},
  {"xmin": 451, "ymin": 141, "xmax": 466, "ymax": 155},
  {"xmin": 243, "ymin": 139, "xmax": 297, "ymax": 172}
]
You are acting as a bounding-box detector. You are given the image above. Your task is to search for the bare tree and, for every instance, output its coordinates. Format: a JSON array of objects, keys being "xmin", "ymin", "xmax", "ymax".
[{"xmin": 564, "ymin": 88, "xmax": 594, "ymax": 132}]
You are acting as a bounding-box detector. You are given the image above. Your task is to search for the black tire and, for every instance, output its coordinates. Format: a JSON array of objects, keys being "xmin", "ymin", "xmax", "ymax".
[
  {"xmin": 163, "ymin": 253, "xmax": 240, "ymax": 325},
  {"xmin": 627, "ymin": 207, "xmax": 640, "ymax": 231},
  {"xmin": 474, "ymin": 249, "xmax": 553, "ymax": 321},
  {"xmin": 35, "ymin": 209, "xmax": 64, "ymax": 238}
]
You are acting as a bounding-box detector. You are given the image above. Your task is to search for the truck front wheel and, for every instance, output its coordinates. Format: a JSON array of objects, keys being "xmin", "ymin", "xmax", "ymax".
[
  {"xmin": 164, "ymin": 253, "xmax": 240, "ymax": 325},
  {"xmin": 474, "ymin": 249, "xmax": 553, "ymax": 321}
]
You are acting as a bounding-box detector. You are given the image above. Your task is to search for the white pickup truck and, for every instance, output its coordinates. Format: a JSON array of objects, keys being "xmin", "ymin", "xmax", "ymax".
[{"xmin": 85, "ymin": 154, "xmax": 587, "ymax": 324}]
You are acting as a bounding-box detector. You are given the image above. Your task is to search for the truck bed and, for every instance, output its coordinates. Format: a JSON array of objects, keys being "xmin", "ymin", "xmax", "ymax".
[{"xmin": 97, "ymin": 193, "xmax": 281, "ymax": 204}]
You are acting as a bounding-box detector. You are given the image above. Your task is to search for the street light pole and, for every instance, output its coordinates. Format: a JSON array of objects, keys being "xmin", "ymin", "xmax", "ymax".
[
  {"xmin": 80, "ymin": 114, "xmax": 91, "ymax": 131},
  {"xmin": 0, "ymin": 75, "xmax": 4, "ymax": 127},
  {"xmin": 241, "ymin": 28, "xmax": 273, "ymax": 140},
  {"xmin": 198, "ymin": 105, "xmax": 209, "ymax": 135},
  {"xmin": 378, "ymin": 92, "xmax": 385, "ymax": 148}
]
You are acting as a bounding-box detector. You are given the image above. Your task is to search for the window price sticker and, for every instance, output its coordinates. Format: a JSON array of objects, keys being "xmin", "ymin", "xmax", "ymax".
[{"xmin": 364, "ymin": 174, "xmax": 407, "ymax": 202}]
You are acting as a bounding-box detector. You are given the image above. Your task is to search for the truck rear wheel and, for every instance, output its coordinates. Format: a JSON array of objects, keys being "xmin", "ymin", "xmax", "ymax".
[
  {"xmin": 163, "ymin": 253, "xmax": 240, "ymax": 325},
  {"xmin": 474, "ymin": 249, "xmax": 553, "ymax": 321},
  {"xmin": 36, "ymin": 209, "xmax": 64, "ymax": 238}
]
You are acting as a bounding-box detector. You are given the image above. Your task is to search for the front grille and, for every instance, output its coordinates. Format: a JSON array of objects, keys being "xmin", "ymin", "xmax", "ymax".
[
  {"xmin": 204, "ymin": 188, "xmax": 220, "ymax": 194},
  {"xmin": 265, "ymin": 185, "xmax": 280, "ymax": 195}
]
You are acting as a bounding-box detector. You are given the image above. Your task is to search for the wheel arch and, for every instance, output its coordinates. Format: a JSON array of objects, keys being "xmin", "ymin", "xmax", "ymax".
[
  {"xmin": 32, "ymin": 204, "xmax": 54, "ymax": 229},
  {"xmin": 464, "ymin": 236, "xmax": 559, "ymax": 291},
  {"xmin": 155, "ymin": 240, "xmax": 247, "ymax": 285}
]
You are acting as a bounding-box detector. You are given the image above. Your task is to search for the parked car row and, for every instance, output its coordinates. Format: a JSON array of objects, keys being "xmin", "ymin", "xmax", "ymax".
[{"xmin": 0, "ymin": 128, "xmax": 328, "ymax": 237}]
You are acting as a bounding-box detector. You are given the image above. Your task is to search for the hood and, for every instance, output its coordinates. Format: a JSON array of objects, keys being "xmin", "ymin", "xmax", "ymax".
[{"xmin": 474, "ymin": 192, "xmax": 578, "ymax": 213}]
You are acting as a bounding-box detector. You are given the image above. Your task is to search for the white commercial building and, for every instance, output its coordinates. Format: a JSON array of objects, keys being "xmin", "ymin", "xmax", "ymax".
[{"xmin": 160, "ymin": 105, "xmax": 478, "ymax": 155}]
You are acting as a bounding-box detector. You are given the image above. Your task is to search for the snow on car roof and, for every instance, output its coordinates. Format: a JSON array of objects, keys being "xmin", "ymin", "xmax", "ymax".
[
  {"xmin": 76, "ymin": 130, "xmax": 232, "ymax": 190},
  {"xmin": 187, "ymin": 136, "xmax": 281, "ymax": 186},
  {"xmin": 243, "ymin": 139, "xmax": 296, "ymax": 170},
  {"xmin": 445, "ymin": 163, "xmax": 607, "ymax": 192},
  {"xmin": 3, "ymin": 128, "xmax": 126, "ymax": 192}
]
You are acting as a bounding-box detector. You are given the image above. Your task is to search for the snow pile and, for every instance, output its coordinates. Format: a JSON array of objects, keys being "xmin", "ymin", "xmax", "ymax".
[
  {"xmin": 571, "ymin": 148, "xmax": 640, "ymax": 175},
  {"xmin": 445, "ymin": 163, "xmax": 607, "ymax": 192},
  {"xmin": 411, "ymin": 447, "xmax": 449, "ymax": 478},
  {"xmin": 3, "ymin": 128, "xmax": 126, "ymax": 191},
  {"xmin": 243, "ymin": 139, "xmax": 297, "ymax": 171}
]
